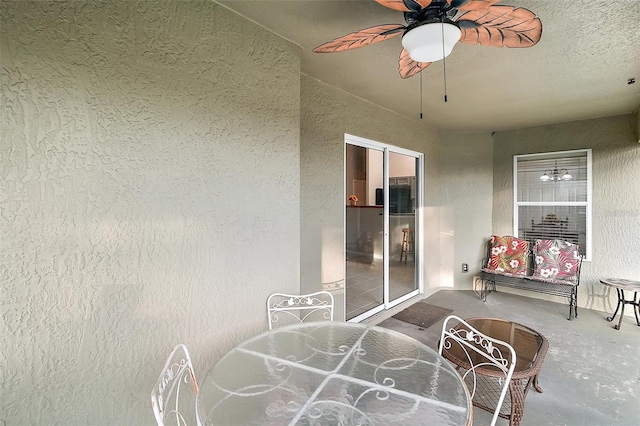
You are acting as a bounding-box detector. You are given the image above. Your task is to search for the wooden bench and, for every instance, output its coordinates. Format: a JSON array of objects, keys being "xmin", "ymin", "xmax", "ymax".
[{"xmin": 477, "ymin": 236, "xmax": 584, "ymax": 320}]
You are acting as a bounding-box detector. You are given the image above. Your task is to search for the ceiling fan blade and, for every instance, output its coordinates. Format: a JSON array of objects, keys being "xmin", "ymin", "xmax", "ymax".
[
  {"xmin": 449, "ymin": 0, "xmax": 500, "ymax": 11},
  {"xmin": 457, "ymin": 5, "xmax": 542, "ymax": 48},
  {"xmin": 399, "ymin": 48, "xmax": 431, "ymax": 79},
  {"xmin": 313, "ymin": 24, "xmax": 405, "ymax": 53},
  {"xmin": 375, "ymin": 1, "xmax": 432, "ymax": 12}
]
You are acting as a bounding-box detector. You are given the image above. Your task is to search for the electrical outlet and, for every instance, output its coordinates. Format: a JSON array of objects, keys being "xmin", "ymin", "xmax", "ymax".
[{"xmin": 462, "ymin": 263, "xmax": 469, "ymax": 273}]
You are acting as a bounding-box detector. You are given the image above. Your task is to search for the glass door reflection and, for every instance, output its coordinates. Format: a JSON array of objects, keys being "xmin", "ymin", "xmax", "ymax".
[
  {"xmin": 388, "ymin": 152, "xmax": 418, "ymax": 304},
  {"xmin": 345, "ymin": 144, "xmax": 384, "ymax": 320}
]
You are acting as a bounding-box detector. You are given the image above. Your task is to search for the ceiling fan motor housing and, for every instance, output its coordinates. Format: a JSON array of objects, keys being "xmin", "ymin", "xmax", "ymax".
[{"xmin": 404, "ymin": 0, "xmax": 456, "ymax": 26}]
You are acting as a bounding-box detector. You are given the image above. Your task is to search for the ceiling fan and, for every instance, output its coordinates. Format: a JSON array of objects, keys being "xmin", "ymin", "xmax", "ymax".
[{"xmin": 313, "ymin": 0, "xmax": 542, "ymax": 79}]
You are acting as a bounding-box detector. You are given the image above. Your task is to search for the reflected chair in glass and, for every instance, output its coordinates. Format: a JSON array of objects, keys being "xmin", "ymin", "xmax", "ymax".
[
  {"xmin": 266, "ymin": 290, "xmax": 334, "ymax": 329},
  {"xmin": 151, "ymin": 344, "xmax": 202, "ymax": 426},
  {"xmin": 438, "ymin": 315, "xmax": 517, "ymax": 426},
  {"xmin": 400, "ymin": 227, "xmax": 414, "ymax": 264}
]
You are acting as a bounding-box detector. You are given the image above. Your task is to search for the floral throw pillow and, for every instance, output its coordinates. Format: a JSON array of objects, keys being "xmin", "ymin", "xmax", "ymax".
[
  {"xmin": 485, "ymin": 235, "xmax": 529, "ymax": 275},
  {"xmin": 532, "ymin": 239, "xmax": 581, "ymax": 281}
]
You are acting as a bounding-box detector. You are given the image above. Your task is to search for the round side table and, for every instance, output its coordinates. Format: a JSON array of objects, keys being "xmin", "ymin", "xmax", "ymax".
[{"xmin": 600, "ymin": 278, "xmax": 640, "ymax": 330}]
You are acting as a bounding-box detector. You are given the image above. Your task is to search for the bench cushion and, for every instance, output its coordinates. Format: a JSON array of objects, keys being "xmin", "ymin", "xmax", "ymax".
[
  {"xmin": 485, "ymin": 235, "xmax": 529, "ymax": 276},
  {"xmin": 531, "ymin": 239, "xmax": 581, "ymax": 283}
]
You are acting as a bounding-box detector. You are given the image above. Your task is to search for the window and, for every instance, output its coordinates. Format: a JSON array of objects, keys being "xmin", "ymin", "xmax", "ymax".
[{"xmin": 514, "ymin": 149, "xmax": 592, "ymax": 260}]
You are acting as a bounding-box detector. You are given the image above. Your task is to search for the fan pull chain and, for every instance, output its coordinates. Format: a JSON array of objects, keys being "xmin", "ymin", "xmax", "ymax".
[
  {"xmin": 441, "ymin": 20, "xmax": 448, "ymax": 103},
  {"xmin": 420, "ymin": 72, "xmax": 423, "ymax": 119}
]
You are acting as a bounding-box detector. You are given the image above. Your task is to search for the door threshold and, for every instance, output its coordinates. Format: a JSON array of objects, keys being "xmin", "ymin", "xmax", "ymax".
[{"xmin": 359, "ymin": 293, "xmax": 425, "ymax": 326}]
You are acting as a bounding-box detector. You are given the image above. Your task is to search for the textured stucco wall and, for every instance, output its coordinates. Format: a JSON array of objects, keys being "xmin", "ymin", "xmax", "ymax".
[
  {"xmin": 439, "ymin": 132, "xmax": 494, "ymax": 289},
  {"xmin": 492, "ymin": 114, "xmax": 640, "ymax": 315},
  {"xmin": 300, "ymin": 76, "xmax": 443, "ymax": 320},
  {"xmin": 1, "ymin": 1, "xmax": 300, "ymax": 424}
]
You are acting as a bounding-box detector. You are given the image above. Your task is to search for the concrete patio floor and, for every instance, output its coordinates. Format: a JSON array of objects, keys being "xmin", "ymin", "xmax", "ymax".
[{"xmin": 378, "ymin": 290, "xmax": 640, "ymax": 426}]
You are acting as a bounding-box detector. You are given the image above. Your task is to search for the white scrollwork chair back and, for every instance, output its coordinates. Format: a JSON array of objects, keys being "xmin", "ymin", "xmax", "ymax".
[
  {"xmin": 267, "ymin": 291, "xmax": 334, "ymax": 329},
  {"xmin": 151, "ymin": 344, "xmax": 202, "ymax": 426},
  {"xmin": 438, "ymin": 315, "xmax": 517, "ymax": 426}
]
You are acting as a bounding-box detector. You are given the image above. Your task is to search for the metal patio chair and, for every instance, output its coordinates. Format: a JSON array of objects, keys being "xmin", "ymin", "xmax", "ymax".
[
  {"xmin": 267, "ymin": 290, "xmax": 334, "ymax": 329},
  {"xmin": 438, "ymin": 315, "xmax": 517, "ymax": 426},
  {"xmin": 151, "ymin": 344, "xmax": 202, "ymax": 426}
]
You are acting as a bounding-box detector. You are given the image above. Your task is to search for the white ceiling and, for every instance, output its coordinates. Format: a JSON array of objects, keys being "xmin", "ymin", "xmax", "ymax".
[{"xmin": 218, "ymin": 0, "xmax": 640, "ymax": 132}]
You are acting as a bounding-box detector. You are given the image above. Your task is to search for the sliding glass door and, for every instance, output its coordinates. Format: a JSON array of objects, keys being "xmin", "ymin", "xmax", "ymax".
[
  {"xmin": 388, "ymin": 151, "xmax": 419, "ymax": 304},
  {"xmin": 345, "ymin": 143, "xmax": 384, "ymax": 320},
  {"xmin": 344, "ymin": 135, "xmax": 422, "ymax": 322}
]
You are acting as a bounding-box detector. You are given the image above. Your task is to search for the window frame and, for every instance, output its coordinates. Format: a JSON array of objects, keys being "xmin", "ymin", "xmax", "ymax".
[{"xmin": 513, "ymin": 149, "xmax": 592, "ymax": 261}]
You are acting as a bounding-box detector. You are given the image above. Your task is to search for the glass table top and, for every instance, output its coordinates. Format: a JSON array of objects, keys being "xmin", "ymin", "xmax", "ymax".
[{"xmin": 198, "ymin": 322, "xmax": 471, "ymax": 425}]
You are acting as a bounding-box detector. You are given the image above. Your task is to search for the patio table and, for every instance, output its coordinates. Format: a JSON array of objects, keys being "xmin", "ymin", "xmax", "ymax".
[
  {"xmin": 600, "ymin": 278, "xmax": 640, "ymax": 330},
  {"xmin": 197, "ymin": 321, "xmax": 472, "ymax": 425}
]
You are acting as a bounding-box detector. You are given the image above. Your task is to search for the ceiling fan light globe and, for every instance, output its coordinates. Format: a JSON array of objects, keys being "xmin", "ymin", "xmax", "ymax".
[{"xmin": 402, "ymin": 22, "xmax": 461, "ymax": 63}]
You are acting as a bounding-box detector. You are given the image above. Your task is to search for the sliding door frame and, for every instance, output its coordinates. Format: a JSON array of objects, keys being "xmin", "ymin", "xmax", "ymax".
[{"xmin": 344, "ymin": 134, "xmax": 424, "ymax": 322}]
